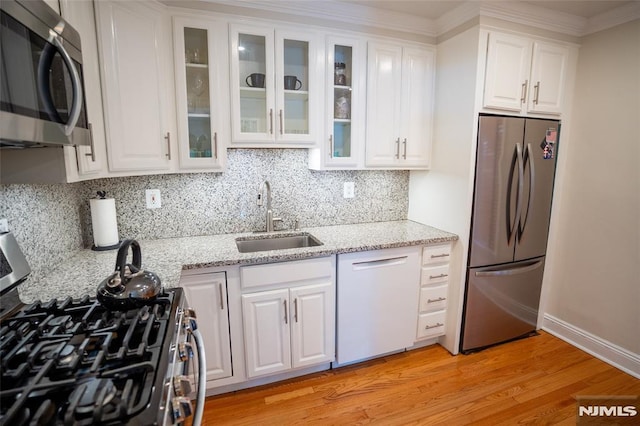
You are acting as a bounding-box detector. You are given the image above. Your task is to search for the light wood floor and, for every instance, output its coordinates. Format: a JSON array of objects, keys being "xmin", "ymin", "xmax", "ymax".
[{"xmin": 199, "ymin": 331, "xmax": 640, "ymax": 425}]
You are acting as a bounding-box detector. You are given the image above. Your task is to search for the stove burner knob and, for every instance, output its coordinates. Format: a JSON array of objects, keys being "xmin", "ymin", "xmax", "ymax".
[
  {"xmin": 178, "ymin": 342, "xmax": 193, "ymax": 362},
  {"xmin": 183, "ymin": 309, "xmax": 198, "ymax": 332},
  {"xmin": 173, "ymin": 375, "xmax": 192, "ymax": 397},
  {"xmin": 171, "ymin": 396, "xmax": 193, "ymax": 423}
]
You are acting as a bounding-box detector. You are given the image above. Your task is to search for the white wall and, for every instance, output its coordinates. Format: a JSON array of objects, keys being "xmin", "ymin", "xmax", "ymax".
[
  {"xmin": 542, "ymin": 19, "xmax": 640, "ymax": 361},
  {"xmin": 408, "ymin": 26, "xmax": 481, "ymax": 354}
]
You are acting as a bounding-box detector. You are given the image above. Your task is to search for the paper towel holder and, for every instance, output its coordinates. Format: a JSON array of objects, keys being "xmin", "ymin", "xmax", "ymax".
[{"xmin": 91, "ymin": 191, "xmax": 122, "ymax": 251}]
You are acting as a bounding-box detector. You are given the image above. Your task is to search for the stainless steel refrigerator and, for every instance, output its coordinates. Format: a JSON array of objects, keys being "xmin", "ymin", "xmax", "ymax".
[{"xmin": 460, "ymin": 115, "xmax": 559, "ymax": 352}]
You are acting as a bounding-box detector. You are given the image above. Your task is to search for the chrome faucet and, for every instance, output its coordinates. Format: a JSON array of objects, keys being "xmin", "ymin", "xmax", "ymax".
[{"xmin": 257, "ymin": 181, "xmax": 282, "ymax": 232}]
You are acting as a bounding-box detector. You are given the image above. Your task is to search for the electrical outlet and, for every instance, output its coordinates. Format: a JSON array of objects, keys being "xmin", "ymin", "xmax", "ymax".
[
  {"xmin": 343, "ymin": 182, "xmax": 355, "ymax": 198},
  {"xmin": 145, "ymin": 189, "xmax": 161, "ymax": 209},
  {"xmin": 0, "ymin": 218, "xmax": 8, "ymax": 233}
]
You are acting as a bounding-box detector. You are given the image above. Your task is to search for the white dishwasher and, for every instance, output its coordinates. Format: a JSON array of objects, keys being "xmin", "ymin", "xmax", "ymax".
[{"xmin": 336, "ymin": 246, "xmax": 421, "ymax": 365}]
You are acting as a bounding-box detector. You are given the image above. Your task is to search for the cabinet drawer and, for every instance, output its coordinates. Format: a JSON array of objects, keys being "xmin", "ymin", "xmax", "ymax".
[
  {"xmin": 417, "ymin": 310, "xmax": 446, "ymax": 339},
  {"xmin": 241, "ymin": 256, "xmax": 333, "ymax": 290},
  {"xmin": 421, "ymin": 265, "xmax": 449, "ymax": 285},
  {"xmin": 422, "ymin": 244, "xmax": 451, "ymax": 265},
  {"xmin": 419, "ymin": 284, "xmax": 448, "ymax": 312}
]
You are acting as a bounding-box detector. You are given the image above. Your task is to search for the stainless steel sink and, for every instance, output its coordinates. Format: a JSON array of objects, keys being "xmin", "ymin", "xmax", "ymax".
[{"xmin": 235, "ymin": 233, "xmax": 323, "ymax": 253}]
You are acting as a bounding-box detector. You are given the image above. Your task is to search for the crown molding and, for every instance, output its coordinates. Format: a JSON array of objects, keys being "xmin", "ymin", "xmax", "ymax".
[
  {"xmin": 193, "ymin": 1, "xmax": 640, "ymax": 39},
  {"xmin": 204, "ymin": 0, "xmax": 439, "ymax": 37},
  {"xmin": 584, "ymin": 1, "xmax": 640, "ymax": 36}
]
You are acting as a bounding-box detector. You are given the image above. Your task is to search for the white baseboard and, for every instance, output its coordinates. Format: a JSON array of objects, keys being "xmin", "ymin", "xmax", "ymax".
[{"xmin": 542, "ymin": 314, "xmax": 640, "ymax": 379}]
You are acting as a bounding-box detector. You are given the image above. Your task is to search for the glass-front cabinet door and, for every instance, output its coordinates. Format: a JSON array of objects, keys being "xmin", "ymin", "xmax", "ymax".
[
  {"xmin": 310, "ymin": 35, "xmax": 365, "ymax": 169},
  {"xmin": 230, "ymin": 24, "xmax": 319, "ymax": 146},
  {"xmin": 173, "ymin": 17, "xmax": 228, "ymax": 170}
]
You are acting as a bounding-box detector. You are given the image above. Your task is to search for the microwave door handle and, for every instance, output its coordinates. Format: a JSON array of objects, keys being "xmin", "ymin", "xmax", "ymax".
[
  {"xmin": 37, "ymin": 42, "xmax": 63, "ymax": 124},
  {"xmin": 52, "ymin": 34, "xmax": 83, "ymax": 136},
  {"xmin": 40, "ymin": 32, "xmax": 84, "ymax": 136}
]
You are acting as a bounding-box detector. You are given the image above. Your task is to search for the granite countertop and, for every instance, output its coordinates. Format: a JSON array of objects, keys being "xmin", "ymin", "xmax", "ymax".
[{"xmin": 16, "ymin": 220, "xmax": 457, "ymax": 303}]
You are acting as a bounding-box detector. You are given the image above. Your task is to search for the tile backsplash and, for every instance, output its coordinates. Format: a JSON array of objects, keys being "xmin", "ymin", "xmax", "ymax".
[
  {"xmin": 1, "ymin": 149, "xmax": 409, "ymax": 277},
  {"xmin": 0, "ymin": 183, "xmax": 84, "ymax": 283}
]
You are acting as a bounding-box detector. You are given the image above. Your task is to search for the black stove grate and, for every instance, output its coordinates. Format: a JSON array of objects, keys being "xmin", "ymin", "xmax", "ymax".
[{"xmin": 0, "ymin": 290, "xmax": 179, "ymax": 426}]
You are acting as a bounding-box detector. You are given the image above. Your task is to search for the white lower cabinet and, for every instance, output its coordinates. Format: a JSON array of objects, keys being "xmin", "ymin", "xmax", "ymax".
[
  {"xmin": 180, "ymin": 271, "xmax": 232, "ymax": 382},
  {"xmin": 240, "ymin": 257, "xmax": 335, "ymax": 379},
  {"xmin": 416, "ymin": 243, "xmax": 452, "ymax": 341}
]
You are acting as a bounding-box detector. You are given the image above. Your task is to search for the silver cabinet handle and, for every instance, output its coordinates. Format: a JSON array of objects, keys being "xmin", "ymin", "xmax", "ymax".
[
  {"xmin": 294, "ymin": 298, "xmax": 298, "ymax": 323},
  {"xmin": 521, "ymin": 80, "xmax": 528, "ymax": 104},
  {"xmin": 283, "ymin": 299, "xmax": 288, "ymax": 324},
  {"xmin": 430, "ymin": 253, "xmax": 449, "ymax": 259},
  {"xmin": 428, "ymin": 273, "xmax": 448, "ymax": 279},
  {"xmin": 279, "ymin": 109, "xmax": 283, "ymax": 135},
  {"xmin": 533, "ymin": 81, "xmax": 540, "ymax": 104},
  {"xmin": 218, "ymin": 283, "xmax": 224, "ymax": 310},
  {"xmin": 402, "ymin": 138, "xmax": 407, "ymax": 159},
  {"xmin": 395, "ymin": 137, "xmax": 400, "ymax": 159},
  {"xmin": 84, "ymin": 123, "xmax": 96, "ymax": 162},
  {"xmin": 213, "ymin": 132, "xmax": 218, "ymax": 159},
  {"xmin": 269, "ymin": 109, "xmax": 273, "ymax": 134},
  {"xmin": 165, "ymin": 132, "xmax": 171, "ymax": 159},
  {"xmin": 329, "ymin": 134, "xmax": 333, "ymax": 158},
  {"xmin": 427, "ymin": 297, "xmax": 446, "ymax": 303},
  {"xmin": 425, "ymin": 322, "xmax": 444, "ymax": 330}
]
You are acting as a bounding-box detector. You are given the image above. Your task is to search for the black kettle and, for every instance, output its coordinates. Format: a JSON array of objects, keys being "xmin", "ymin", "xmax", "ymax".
[{"xmin": 97, "ymin": 239, "xmax": 162, "ymax": 310}]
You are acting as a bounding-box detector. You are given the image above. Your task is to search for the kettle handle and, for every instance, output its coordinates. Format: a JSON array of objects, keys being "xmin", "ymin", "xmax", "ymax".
[{"xmin": 114, "ymin": 239, "xmax": 142, "ymax": 275}]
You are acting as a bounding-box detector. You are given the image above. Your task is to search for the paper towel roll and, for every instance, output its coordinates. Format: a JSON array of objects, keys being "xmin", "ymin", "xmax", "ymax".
[{"xmin": 90, "ymin": 198, "xmax": 119, "ymax": 248}]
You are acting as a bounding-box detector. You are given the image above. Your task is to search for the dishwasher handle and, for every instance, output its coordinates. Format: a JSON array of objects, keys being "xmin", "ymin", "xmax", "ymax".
[{"xmin": 352, "ymin": 256, "xmax": 408, "ymax": 270}]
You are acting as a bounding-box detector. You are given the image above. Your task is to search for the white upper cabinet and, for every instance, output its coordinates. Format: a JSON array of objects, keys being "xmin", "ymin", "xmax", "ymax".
[
  {"xmin": 527, "ymin": 41, "xmax": 569, "ymax": 114},
  {"xmin": 229, "ymin": 24, "xmax": 321, "ymax": 147},
  {"xmin": 96, "ymin": 0, "xmax": 176, "ymax": 172},
  {"xmin": 309, "ymin": 35, "xmax": 367, "ymax": 170},
  {"xmin": 483, "ymin": 31, "xmax": 569, "ymax": 116},
  {"xmin": 365, "ymin": 42, "xmax": 435, "ymax": 169},
  {"xmin": 59, "ymin": 0, "xmax": 107, "ymax": 179},
  {"xmin": 173, "ymin": 16, "xmax": 228, "ymax": 171}
]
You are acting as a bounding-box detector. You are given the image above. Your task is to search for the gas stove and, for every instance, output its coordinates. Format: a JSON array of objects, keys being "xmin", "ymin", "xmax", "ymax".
[
  {"xmin": 0, "ymin": 289, "xmax": 185, "ymax": 425},
  {"xmin": 0, "ymin": 233, "xmax": 205, "ymax": 425}
]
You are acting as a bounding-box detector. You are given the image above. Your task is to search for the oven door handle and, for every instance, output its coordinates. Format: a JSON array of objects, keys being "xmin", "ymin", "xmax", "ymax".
[{"xmin": 190, "ymin": 328, "xmax": 207, "ymax": 426}]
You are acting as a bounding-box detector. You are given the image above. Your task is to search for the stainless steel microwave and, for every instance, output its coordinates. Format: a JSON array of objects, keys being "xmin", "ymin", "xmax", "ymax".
[{"xmin": 0, "ymin": 0, "xmax": 91, "ymax": 148}]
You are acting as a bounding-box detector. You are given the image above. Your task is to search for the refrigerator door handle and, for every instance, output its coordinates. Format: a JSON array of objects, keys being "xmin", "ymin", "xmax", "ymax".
[
  {"xmin": 506, "ymin": 144, "xmax": 524, "ymax": 245},
  {"xmin": 474, "ymin": 260, "xmax": 543, "ymax": 277},
  {"xmin": 519, "ymin": 143, "xmax": 536, "ymax": 239}
]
